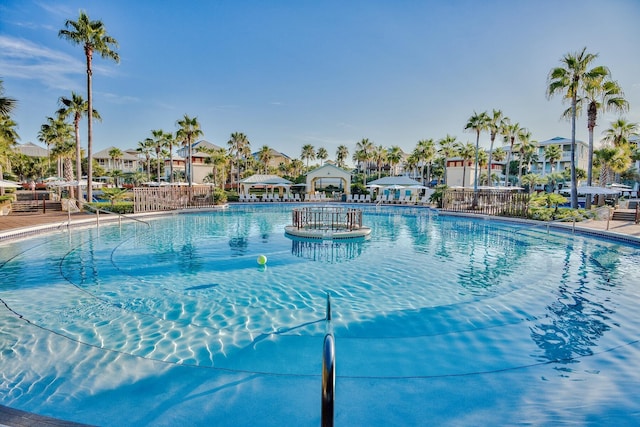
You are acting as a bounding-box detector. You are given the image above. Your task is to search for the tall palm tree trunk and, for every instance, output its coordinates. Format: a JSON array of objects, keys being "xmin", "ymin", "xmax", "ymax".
[
  {"xmin": 570, "ymin": 94, "xmax": 578, "ymax": 208},
  {"xmin": 86, "ymin": 50, "xmax": 94, "ymax": 202},
  {"xmin": 74, "ymin": 119, "xmax": 82, "ymax": 202}
]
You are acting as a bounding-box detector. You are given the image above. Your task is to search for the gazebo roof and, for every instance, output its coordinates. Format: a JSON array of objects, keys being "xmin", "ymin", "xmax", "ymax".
[{"xmin": 239, "ymin": 174, "xmax": 292, "ymax": 185}]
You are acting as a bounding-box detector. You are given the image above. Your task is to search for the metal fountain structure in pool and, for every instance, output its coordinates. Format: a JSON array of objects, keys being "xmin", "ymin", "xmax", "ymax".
[{"xmin": 284, "ymin": 206, "xmax": 371, "ymax": 240}]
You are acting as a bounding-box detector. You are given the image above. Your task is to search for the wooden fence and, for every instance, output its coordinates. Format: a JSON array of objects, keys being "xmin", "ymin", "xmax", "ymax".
[
  {"xmin": 442, "ymin": 190, "xmax": 529, "ymax": 218},
  {"xmin": 133, "ymin": 186, "xmax": 218, "ymax": 213}
]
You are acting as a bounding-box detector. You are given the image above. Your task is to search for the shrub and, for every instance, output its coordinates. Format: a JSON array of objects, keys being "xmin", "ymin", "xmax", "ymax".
[
  {"xmin": 429, "ymin": 185, "xmax": 448, "ymax": 208},
  {"xmin": 86, "ymin": 201, "xmax": 134, "ymax": 214},
  {"xmin": 213, "ymin": 188, "xmax": 228, "ymax": 204},
  {"xmin": 225, "ymin": 190, "xmax": 239, "ymax": 202},
  {"xmin": 350, "ymin": 183, "xmax": 367, "ymax": 195}
]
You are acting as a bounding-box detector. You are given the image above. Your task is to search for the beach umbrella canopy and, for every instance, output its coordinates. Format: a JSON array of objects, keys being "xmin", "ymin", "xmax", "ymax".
[
  {"xmin": 576, "ymin": 186, "xmax": 621, "ymax": 195},
  {"xmin": 367, "ymin": 176, "xmax": 423, "ymax": 186}
]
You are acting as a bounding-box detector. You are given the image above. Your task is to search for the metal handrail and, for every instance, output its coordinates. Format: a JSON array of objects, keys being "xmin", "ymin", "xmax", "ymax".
[
  {"xmin": 321, "ymin": 293, "xmax": 335, "ymax": 427},
  {"xmin": 83, "ymin": 203, "xmax": 151, "ymax": 227}
]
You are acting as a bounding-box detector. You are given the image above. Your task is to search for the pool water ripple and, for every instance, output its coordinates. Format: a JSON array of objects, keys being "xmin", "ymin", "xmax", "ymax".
[{"xmin": 1, "ymin": 205, "xmax": 640, "ymax": 426}]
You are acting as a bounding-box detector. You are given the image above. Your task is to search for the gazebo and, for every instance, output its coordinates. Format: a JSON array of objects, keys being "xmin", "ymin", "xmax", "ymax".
[
  {"xmin": 305, "ymin": 163, "xmax": 352, "ymax": 195},
  {"xmin": 238, "ymin": 174, "xmax": 293, "ymax": 195}
]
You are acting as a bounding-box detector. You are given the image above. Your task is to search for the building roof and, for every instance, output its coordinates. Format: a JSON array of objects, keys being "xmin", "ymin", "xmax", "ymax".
[
  {"xmin": 177, "ymin": 140, "xmax": 225, "ymax": 158},
  {"xmin": 93, "ymin": 146, "xmax": 140, "ymax": 160},
  {"xmin": 239, "ymin": 174, "xmax": 292, "ymax": 184},
  {"xmin": 252, "ymin": 148, "xmax": 291, "ymax": 161},
  {"xmin": 15, "ymin": 142, "xmax": 48, "ymax": 157},
  {"xmin": 538, "ymin": 136, "xmax": 586, "ymax": 147}
]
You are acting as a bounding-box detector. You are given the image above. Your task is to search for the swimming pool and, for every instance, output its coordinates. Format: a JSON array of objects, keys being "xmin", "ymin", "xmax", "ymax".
[{"xmin": 1, "ymin": 204, "xmax": 639, "ymax": 426}]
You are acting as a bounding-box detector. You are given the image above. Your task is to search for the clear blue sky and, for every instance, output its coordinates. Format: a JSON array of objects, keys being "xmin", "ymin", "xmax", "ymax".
[{"xmin": 1, "ymin": 0, "xmax": 639, "ymax": 165}]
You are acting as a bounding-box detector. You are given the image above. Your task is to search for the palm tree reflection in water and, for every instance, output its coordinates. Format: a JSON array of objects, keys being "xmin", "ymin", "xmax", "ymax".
[{"xmin": 530, "ymin": 242, "xmax": 617, "ymax": 365}]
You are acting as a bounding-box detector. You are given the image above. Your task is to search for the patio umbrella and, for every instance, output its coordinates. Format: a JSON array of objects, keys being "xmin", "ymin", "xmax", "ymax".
[
  {"xmin": 0, "ymin": 179, "xmax": 20, "ymax": 188},
  {"xmin": 368, "ymin": 176, "xmax": 423, "ymax": 186},
  {"xmin": 576, "ymin": 186, "xmax": 620, "ymax": 195}
]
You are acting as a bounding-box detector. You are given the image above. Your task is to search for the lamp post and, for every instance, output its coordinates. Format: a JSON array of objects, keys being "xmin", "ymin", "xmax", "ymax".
[{"xmin": 156, "ymin": 143, "xmax": 161, "ymax": 185}]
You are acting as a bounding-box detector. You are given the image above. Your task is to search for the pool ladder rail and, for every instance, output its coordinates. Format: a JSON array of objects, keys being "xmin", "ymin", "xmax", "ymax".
[{"xmin": 322, "ymin": 293, "xmax": 335, "ymax": 427}]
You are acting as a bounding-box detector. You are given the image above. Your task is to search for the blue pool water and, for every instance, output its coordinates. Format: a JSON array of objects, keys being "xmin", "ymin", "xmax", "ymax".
[{"xmin": 1, "ymin": 204, "xmax": 639, "ymax": 426}]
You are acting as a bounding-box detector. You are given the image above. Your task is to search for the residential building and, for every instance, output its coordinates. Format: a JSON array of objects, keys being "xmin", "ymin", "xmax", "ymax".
[
  {"xmin": 176, "ymin": 140, "xmax": 226, "ymax": 184},
  {"xmin": 252, "ymin": 148, "xmax": 292, "ymax": 171},
  {"xmin": 445, "ymin": 156, "xmax": 504, "ymax": 187},
  {"xmin": 93, "ymin": 146, "xmax": 141, "ymax": 173},
  {"xmin": 531, "ymin": 136, "xmax": 588, "ymax": 175}
]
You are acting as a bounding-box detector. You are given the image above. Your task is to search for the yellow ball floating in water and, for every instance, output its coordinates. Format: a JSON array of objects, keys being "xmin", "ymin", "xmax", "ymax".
[{"xmin": 257, "ymin": 255, "xmax": 268, "ymax": 265}]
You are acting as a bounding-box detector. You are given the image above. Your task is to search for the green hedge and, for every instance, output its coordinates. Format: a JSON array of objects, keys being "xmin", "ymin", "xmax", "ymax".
[
  {"xmin": 527, "ymin": 206, "xmax": 594, "ymax": 222},
  {"xmin": 86, "ymin": 201, "xmax": 134, "ymax": 214}
]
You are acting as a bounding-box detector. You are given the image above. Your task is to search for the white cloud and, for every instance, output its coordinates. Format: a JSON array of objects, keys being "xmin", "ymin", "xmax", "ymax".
[
  {"xmin": 0, "ymin": 35, "xmax": 121, "ymax": 92},
  {"xmin": 98, "ymin": 91, "xmax": 140, "ymax": 105},
  {"xmin": 0, "ymin": 35, "xmax": 83, "ymax": 89}
]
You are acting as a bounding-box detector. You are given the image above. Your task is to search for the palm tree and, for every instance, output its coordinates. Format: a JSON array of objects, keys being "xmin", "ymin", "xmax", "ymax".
[
  {"xmin": 43, "ymin": 116, "xmax": 74, "ymax": 189},
  {"xmin": 176, "ymin": 115, "xmax": 203, "ymax": 186},
  {"xmin": 258, "ymin": 145, "xmax": 272, "ymax": 174},
  {"xmin": 501, "ymin": 121, "xmax": 524, "ymax": 187},
  {"xmin": 372, "ymin": 145, "xmax": 387, "ymax": 178},
  {"xmin": 514, "ymin": 130, "xmax": 534, "ymax": 183},
  {"xmin": 198, "ymin": 145, "xmax": 228, "ymax": 187},
  {"xmin": 438, "ymin": 135, "xmax": 458, "ymax": 185},
  {"xmin": 150, "ymin": 129, "xmax": 169, "ymax": 183},
  {"xmin": 457, "ymin": 142, "xmax": 476, "ymax": 187},
  {"xmin": 51, "ymin": 137, "xmax": 75, "ymax": 188},
  {"xmin": 108, "ymin": 147, "xmax": 123, "ymax": 186},
  {"xmin": 486, "ymin": 109, "xmax": 506, "ymax": 187},
  {"xmin": 165, "ymin": 131, "xmax": 176, "ymax": 183},
  {"xmin": 547, "ymin": 47, "xmax": 608, "ymax": 208},
  {"xmin": 136, "ymin": 139, "xmax": 154, "ymax": 182},
  {"xmin": 335, "ymin": 145, "xmax": 349, "ymax": 168},
  {"xmin": 39, "ymin": 116, "xmax": 73, "ymax": 185},
  {"xmin": 59, "ymin": 11, "xmax": 119, "ymax": 202},
  {"xmin": 594, "ymin": 146, "xmax": 631, "ymax": 186},
  {"xmin": 476, "ymin": 150, "xmax": 489, "ymax": 184},
  {"xmin": 491, "ymin": 147, "xmax": 507, "ymax": 185},
  {"xmin": 57, "ymin": 92, "xmax": 100, "ymax": 202},
  {"xmin": 316, "ymin": 147, "xmax": 328, "ymax": 165},
  {"xmin": 290, "ymin": 158, "xmax": 304, "ymax": 178},
  {"xmin": 580, "ymin": 77, "xmax": 628, "ymax": 186},
  {"xmin": 301, "ymin": 144, "xmax": 316, "ymax": 170},
  {"xmin": 602, "ymin": 118, "xmax": 639, "ymax": 147},
  {"xmin": 0, "ymin": 116, "xmax": 19, "ymax": 193},
  {"xmin": 405, "ymin": 152, "xmax": 419, "ymax": 180},
  {"xmin": 387, "ymin": 146, "xmax": 403, "ymax": 176},
  {"xmin": 414, "ymin": 139, "xmax": 436, "ymax": 186},
  {"xmin": 0, "ymin": 79, "xmax": 17, "ymax": 117},
  {"xmin": 520, "ymin": 173, "xmax": 544, "ymax": 194},
  {"xmin": 464, "ymin": 110, "xmax": 490, "ymax": 193},
  {"xmin": 227, "ymin": 132, "xmax": 249, "ymax": 191},
  {"xmin": 355, "ymin": 138, "xmax": 374, "ymax": 183},
  {"xmin": 544, "ymin": 144, "xmax": 563, "ymax": 173},
  {"xmin": 522, "ymin": 143, "xmax": 539, "ymax": 176}
]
